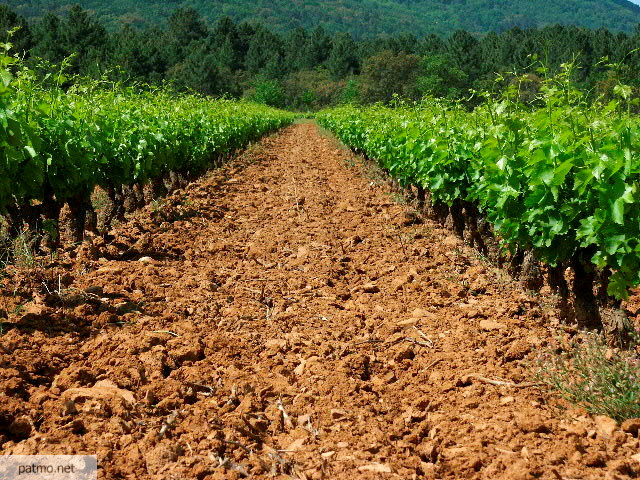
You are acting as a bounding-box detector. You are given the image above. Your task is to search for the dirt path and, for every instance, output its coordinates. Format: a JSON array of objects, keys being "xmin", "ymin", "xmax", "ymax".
[{"xmin": 1, "ymin": 123, "xmax": 639, "ymax": 479}]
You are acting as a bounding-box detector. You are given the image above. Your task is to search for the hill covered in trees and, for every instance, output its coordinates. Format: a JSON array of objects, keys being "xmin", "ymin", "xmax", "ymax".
[
  {"xmin": 5, "ymin": 0, "xmax": 640, "ymax": 37},
  {"xmin": 3, "ymin": 2, "xmax": 640, "ymax": 112}
]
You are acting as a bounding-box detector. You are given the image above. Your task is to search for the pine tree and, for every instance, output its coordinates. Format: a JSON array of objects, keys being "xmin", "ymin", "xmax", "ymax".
[
  {"xmin": 327, "ymin": 32, "xmax": 358, "ymax": 79},
  {"xmin": 0, "ymin": 5, "xmax": 32, "ymax": 55}
]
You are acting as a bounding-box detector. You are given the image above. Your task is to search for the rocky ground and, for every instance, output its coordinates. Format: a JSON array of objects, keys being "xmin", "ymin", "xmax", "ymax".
[{"xmin": 1, "ymin": 122, "xmax": 639, "ymax": 479}]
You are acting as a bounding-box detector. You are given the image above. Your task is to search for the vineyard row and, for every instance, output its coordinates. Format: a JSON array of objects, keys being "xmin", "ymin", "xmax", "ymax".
[
  {"xmin": 318, "ymin": 70, "xmax": 640, "ymax": 328},
  {"xmin": 0, "ymin": 53, "xmax": 295, "ymax": 245}
]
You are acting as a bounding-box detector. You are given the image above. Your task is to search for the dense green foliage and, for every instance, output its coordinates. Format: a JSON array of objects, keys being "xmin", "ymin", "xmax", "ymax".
[
  {"xmin": 0, "ymin": 46, "xmax": 294, "ymax": 217},
  {"xmin": 317, "ymin": 67, "xmax": 640, "ymax": 300},
  {"xmin": 5, "ymin": 4, "xmax": 640, "ymax": 110},
  {"xmin": 5, "ymin": 0, "xmax": 640, "ymax": 37}
]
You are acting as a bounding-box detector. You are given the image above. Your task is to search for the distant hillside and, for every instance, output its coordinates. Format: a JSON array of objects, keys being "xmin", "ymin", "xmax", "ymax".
[{"xmin": 5, "ymin": 0, "xmax": 640, "ymax": 37}]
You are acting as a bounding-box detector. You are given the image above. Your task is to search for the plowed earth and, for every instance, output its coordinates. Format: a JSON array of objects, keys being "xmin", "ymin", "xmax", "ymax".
[{"xmin": 1, "ymin": 123, "xmax": 639, "ymax": 480}]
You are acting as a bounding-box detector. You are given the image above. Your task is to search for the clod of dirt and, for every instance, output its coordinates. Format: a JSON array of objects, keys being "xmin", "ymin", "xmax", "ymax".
[
  {"xmin": 479, "ymin": 319, "xmax": 507, "ymax": 331},
  {"xmin": 394, "ymin": 345, "xmax": 415, "ymax": 362},
  {"xmin": 361, "ymin": 283, "xmax": 379, "ymax": 293},
  {"xmin": 621, "ymin": 418, "xmax": 640, "ymax": 436},
  {"xmin": 397, "ymin": 318, "xmax": 420, "ymax": 328},
  {"xmin": 516, "ymin": 414, "xmax": 551, "ymax": 434},
  {"xmin": 358, "ymin": 463, "xmax": 392, "ymax": 473},
  {"xmin": 594, "ymin": 415, "xmax": 618, "ymax": 438},
  {"xmin": 504, "ymin": 339, "xmax": 531, "ymax": 362},
  {"xmin": 331, "ymin": 409, "xmax": 348, "ymax": 420},
  {"xmin": 61, "ymin": 379, "xmax": 136, "ymax": 416},
  {"xmin": 145, "ymin": 443, "xmax": 183, "ymax": 475},
  {"xmin": 8, "ymin": 416, "xmax": 33, "ymax": 439}
]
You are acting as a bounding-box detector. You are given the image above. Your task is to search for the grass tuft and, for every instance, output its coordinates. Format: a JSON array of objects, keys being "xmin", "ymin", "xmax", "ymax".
[{"xmin": 538, "ymin": 333, "xmax": 640, "ymax": 422}]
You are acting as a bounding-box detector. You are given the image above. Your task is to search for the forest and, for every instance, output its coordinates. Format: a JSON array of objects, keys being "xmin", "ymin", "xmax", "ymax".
[
  {"xmin": 5, "ymin": 0, "xmax": 640, "ymax": 37},
  {"xmin": 0, "ymin": 5, "xmax": 640, "ymax": 111},
  {"xmin": 3, "ymin": 4, "xmax": 640, "ymax": 111}
]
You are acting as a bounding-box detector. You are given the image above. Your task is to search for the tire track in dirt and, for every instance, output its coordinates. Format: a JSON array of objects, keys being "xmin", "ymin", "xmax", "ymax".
[{"xmin": 1, "ymin": 123, "xmax": 639, "ymax": 479}]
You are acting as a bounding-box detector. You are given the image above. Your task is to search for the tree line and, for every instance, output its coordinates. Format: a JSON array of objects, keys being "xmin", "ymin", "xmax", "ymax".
[{"xmin": 2, "ymin": 4, "xmax": 640, "ymax": 110}]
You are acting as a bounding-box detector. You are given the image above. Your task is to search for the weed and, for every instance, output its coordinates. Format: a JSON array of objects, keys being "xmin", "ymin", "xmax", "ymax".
[
  {"xmin": 151, "ymin": 198, "xmax": 166, "ymax": 214},
  {"xmin": 390, "ymin": 192, "xmax": 407, "ymax": 204},
  {"xmin": 12, "ymin": 232, "xmax": 36, "ymax": 269},
  {"xmin": 538, "ymin": 333, "xmax": 640, "ymax": 422},
  {"xmin": 344, "ymin": 156, "xmax": 356, "ymax": 168}
]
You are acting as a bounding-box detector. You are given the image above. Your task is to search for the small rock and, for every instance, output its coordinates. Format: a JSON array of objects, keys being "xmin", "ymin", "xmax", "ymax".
[
  {"xmin": 517, "ymin": 415, "xmax": 550, "ymax": 434},
  {"xmin": 138, "ymin": 256, "xmax": 153, "ymax": 263},
  {"xmin": 412, "ymin": 308, "xmax": 431, "ymax": 318},
  {"xmin": 500, "ymin": 396, "xmax": 515, "ymax": 405},
  {"xmin": 84, "ymin": 286, "xmax": 104, "ymax": 295},
  {"xmin": 621, "ymin": 418, "xmax": 640, "ymax": 436},
  {"xmin": 443, "ymin": 236, "xmax": 458, "ymax": 247},
  {"xmin": 390, "ymin": 276, "xmax": 409, "ymax": 291},
  {"xmin": 504, "ymin": 340, "xmax": 531, "ymax": 362},
  {"xmin": 146, "ymin": 443, "xmax": 183, "ymax": 475},
  {"xmin": 61, "ymin": 400, "xmax": 78, "ymax": 416},
  {"xmin": 479, "ymin": 319, "xmax": 507, "ymax": 331},
  {"xmin": 8, "ymin": 416, "xmax": 32, "ymax": 439},
  {"xmin": 62, "ymin": 379, "xmax": 136, "ymax": 408},
  {"xmin": 115, "ymin": 301, "xmax": 142, "ymax": 315},
  {"xmin": 383, "ymin": 371, "xmax": 397, "ymax": 384},
  {"xmin": 358, "ymin": 463, "xmax": 392, "ymax": 473},
  {"xmin": 594, "ymin": 415, "xmax": 617, "ymax": 437},
  {"xmin": 294, "ymin": 360, "xmax": 306, "ymax": 376},
  {"xmin": 362, "ymin": 283, "xmax": 379, "ymax": 294},
  {"xmin": 170, "ymin": 341, "xmax": 203, "ymax": 364},
  {"xmin": 265, "ymin": 339, "xmax": 287, "ymax": 355},
  {"xmin": 110, "ymin": 417, "xmax": 133, "ymax": 434},
  {"xmin": 443, "ymin": 446, "xmax": 468, "ymax": 457},
  {"xmin": 337, "ymin": 442, "xmax": 349, "ymax": 448},
  {"xmin": 403, "ymin": 407, "xmax": 426, "ymax": 424},
  {"xmin": 394, "ymin": 346, "xmax": 415, "ymax": 362},
  {"xmin": 397, "ymin": 318, "xmax": 420, "ymax": 328},
  {"xmin": 583, "ymin": 451, "xmax": 606, "ymax": 467},
  {"xmin": 563, "ymin": 423, "xmax": 587, "ymax": 437},
  {"xmin": 416, "ymin": 441, "xmax": 439, "ymax": 462},
  {"xmin": 248, "ymin": 418, "xmax": 269, "ymax": 432},
  {"xmin": 287, "ymin": 438, "xmax": 306, "ymax": 451},
  {"xmin": 330, "ymin": 409, "xmax": 348, "ymax": 420},
  {"xmin": 297, "ymin": 414, "xmax": 311, "ymax": 426},
  {"xmin": 321, "ymin": 451, "xmax": 335, "ymax": 459}
]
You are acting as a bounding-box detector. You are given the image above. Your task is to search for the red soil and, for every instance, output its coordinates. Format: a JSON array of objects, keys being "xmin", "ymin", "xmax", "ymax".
[{"xmin": 1, "ymin": 123, "xmax": 639, "ymax": 479}]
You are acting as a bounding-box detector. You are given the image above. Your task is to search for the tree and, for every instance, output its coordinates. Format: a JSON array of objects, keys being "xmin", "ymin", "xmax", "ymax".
[
  {"xmin": 284, "ymin": 27, "xmax": 308, "ymax": 73},
  {"xmin": 416, "ymin": 53, "xmax": 468, "ymax": 99},
  {"xmin": 360, "ymin": 50, "xmax": 421, "ymax": 103},
  {"xmin": 210, "ymin": 16, "xmax": 242, "ymax": 71},
  {"xmin": 0, "ymin": 5, "xmax": 32, "ymax": 55},
  {"xmin": 327, "ymin": 33, "xmax": 358, "ymax": 80},
  {"xmin": 283, "ymin": 68, "xmax": 346, "ymax": 110},
  {"xmin": 165, "ymin": 7, "xmax": 208, "ymax": 66},
  {"xmin": 167, "ymin": 7, "xmax": 208, "ymax": 44},
  {"xmin": 448, "ymin": 30, "xmax": 482, "ymax": 83},
  {"xmin": 62, "ymin": 5, "xmax": 108, "ymax": 74},
  {"xmin": 304, "ymin": 26, "xmax": 331, "ymax": 67},
  {"xmin": 31, "ymin": 13, "xmax": 66, "ymax": 64},
  {"xmin": 168, "ymin": 46, "xmax": 234, "ymax": 96},
  {"xmin": 419, "ymin": 33, "xmax": 446, "ymax": 56},
  {"xmin": 110, "ymin": 25, "xmax": 149, "ymax": 79},
  {"xmin": 249, "ymin": 77, "xmax": 285, "ymax": 107},
  {"xmin": 244, "ymin": 26, "xmax": 284, "ymax": 77}
]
